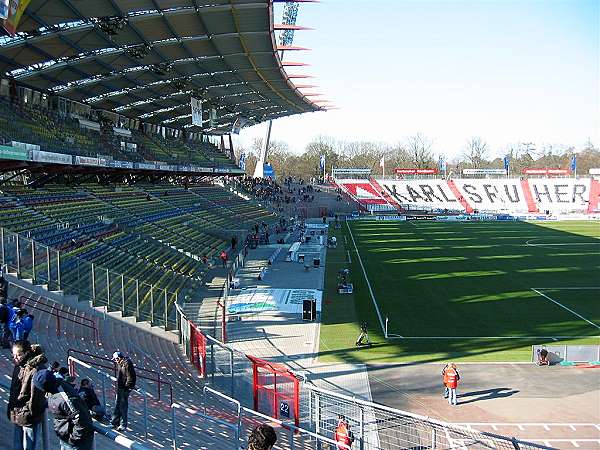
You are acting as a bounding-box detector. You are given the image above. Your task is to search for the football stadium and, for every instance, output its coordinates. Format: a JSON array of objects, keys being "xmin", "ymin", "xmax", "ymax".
[{"xmin": 0, "ymin": 1, "xmax": 598, "ymax": 450}]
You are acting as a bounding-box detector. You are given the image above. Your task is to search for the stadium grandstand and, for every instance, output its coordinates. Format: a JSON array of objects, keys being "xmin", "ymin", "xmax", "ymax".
[{"xmin": 0, "ymin": 1, "xmax": 597, "ymax": 450}]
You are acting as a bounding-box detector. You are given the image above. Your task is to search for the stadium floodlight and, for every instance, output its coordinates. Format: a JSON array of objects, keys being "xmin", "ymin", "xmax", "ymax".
[
  {"xmin": 97, "ymin": 16, "xmax": 127, "ymax": 35},
  {"xmin": 279, "ymin": 2, "xmax": 300, "ymax": 46},
  {"xmin": 254, "ymin": 1, "xmax": 305, "ymax": 179}
]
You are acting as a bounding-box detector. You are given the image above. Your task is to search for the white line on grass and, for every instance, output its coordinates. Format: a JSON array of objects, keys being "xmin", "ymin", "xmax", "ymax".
[
  {"xmin": 384, "ymin": 335, "xmax": 597, "ymax": 339},
  {"xmin": 531, "ymin": 287, "xmax": 600, "ymax": 290},
  {"xmin": 346, "ymin": 221, "xmax": 391, "ymax": 336},
  {"xmin": 531, "ymin": 288, "xmax": 600, "ymax": 330}
]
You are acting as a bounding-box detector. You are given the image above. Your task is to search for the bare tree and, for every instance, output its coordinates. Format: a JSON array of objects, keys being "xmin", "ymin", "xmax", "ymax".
[
  {"xmin": 406, "ymin": 134, "xmax": 434, "ymax": 168},
  {"xmin": 463, "ymin": 137, "xmax": 489, "ymax": 168}
]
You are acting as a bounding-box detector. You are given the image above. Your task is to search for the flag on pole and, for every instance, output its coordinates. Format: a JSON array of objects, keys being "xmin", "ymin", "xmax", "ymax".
[
  {"xmin": 379, "ymin": 156, "xmax": 385, "ymax": 168},
  {"xmin": 503, "ymin": 156, "xmax": 510, "ymax": 173},
  {"xmin": 439, "ymin": 157, "xmax": 446, "ymax": 172},
  {"xmin": 320, "ymin": 154, "xmax": 325, "ymax": 171},
  {"xmin": 570, "ymin": 155, "xmax": 577, "ymax": 172},
  {"xmin": 239, "ymin": 152, "xmax": 246, "ymax": 170}
]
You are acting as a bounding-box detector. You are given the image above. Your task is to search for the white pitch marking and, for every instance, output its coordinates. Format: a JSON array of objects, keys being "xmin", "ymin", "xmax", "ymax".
[
  {"xmin": 531, "ymin": 287, "xmax": 600, "ymax": 290},
  {"xmin": 543, "ymin": 425, "xmax": 550, "ymax": 431},
  {"xmin": 570, "ymin": 425, "xmax": 576, "ymax": 431},
  {"xmin": 346, "ymin": 221, "xmax": 390, "ymax": 336},
  {"xmin": 518, "ymin": 425, "xmax": 525, "ymax": 431},
  {"xmin": 532, "ymin": 288, "xmax": 600, "ymax": 330},
  {"xmin": 491, "ymin": 424, "xmax": 498, "ymax": 431},
  {"xmin": 572, "ymin": 441, "xmax": 580, "ymax": 448},
  {"xmin": 384, "ymin": 335, "xmax": 597, "ymax": 339}
]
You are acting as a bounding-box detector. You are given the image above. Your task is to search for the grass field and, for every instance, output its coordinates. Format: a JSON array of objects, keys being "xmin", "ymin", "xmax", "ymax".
[{"xmin": 319, "ymin": 219, "xmax": 600, "ymax": 363}]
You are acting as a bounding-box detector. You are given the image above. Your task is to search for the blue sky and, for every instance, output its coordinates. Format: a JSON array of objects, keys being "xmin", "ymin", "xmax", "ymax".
[{"xmin": 234, "ymin": 0, "xmax": 599, "ymax": 159}]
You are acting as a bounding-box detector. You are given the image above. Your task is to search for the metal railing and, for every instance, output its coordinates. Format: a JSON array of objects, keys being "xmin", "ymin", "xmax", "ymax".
[
  {"xmin": 20, "ymin": 294, "xmax": 99, "ymax": 342},
  {"xmin": 0, "ymin": 225, "xmax": 180, "ymax": 331},
  {"xmin": 301, "ymin": 384, "xmax": 549, "ymax": 450},
  {"xmin": 68, "ymin": 356, "xmax": 151, "ymax": 439},
  {"xmin": 67, "ymin": 348, "xmax": 173, "ymax": 404}
]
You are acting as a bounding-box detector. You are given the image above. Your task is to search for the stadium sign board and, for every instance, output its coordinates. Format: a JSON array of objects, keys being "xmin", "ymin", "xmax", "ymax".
[
  {"xmin": 32, "ymin": 150, "xmax": 71, "ymax": 165},
  {"xmin": 75, "ymin": 156, "xmax": 100, "ymax": 166},
  {"xmin": 523, "ymin": 168, "xmax": 570, "ymax": 175},
  {"xmin": 107, "ymin": 160, "xmax": 134, "ymax": 169},
  {"xmin": 214, "ymin": 167, "xmax": 232, "ymax": 174},
  {"xmin": 190, "ymin": 166, "xmax": 214, "ymax": 173},
  {"xmin": 462, "ymin": 168, "xmax": 506, "ymax": 175},
  {"xmin": 135, "ymin": 162, "xmax": 155, "ymax": 170},
  {"xmin": 332, "ymin": 168, "xmax": 371, "ymax": 175},
  {"xmin": 0, "ymin": 145, "xmax": 29, "ymax": 160},
  {"xmin": 589, "ymin": 168, "xmax": 600, "ymax": 175},
  {"xmin": 394, "ymin": 168, "xmax": 438, "ymax": 175}
]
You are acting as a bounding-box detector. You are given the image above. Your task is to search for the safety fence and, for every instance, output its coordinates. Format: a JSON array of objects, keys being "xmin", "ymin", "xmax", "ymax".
[
  {"xmin": 0, "ymin": 225, "xmax": 180, "ymax": 331},
  {"xmin": 176, "ymin": 303, "xmax": 548, "ymax": 449},
  {"xmin": 300, "ymin": 384, "xmax": 553, "ymax": 450}
]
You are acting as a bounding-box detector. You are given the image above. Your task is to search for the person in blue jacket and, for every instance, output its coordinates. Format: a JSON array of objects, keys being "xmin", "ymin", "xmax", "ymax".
[
  {"xmin": 10, "ymin": 309, "xmax": 32, "ymax": 342},
  {"xmin": 20, "ymin": 309, "xmax": 34, "ymax": 340}
]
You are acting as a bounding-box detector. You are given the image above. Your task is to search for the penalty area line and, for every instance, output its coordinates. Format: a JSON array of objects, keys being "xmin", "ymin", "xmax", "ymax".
[{"xmin": 531, "ymin": 288, "xmax": 600, "ymax": 331}]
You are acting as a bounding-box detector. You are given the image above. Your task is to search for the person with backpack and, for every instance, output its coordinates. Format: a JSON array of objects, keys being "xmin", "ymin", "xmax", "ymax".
[
  {"xmin": 35, "ymin": 368, "xmax": 95, "ymax": 450},
  {"xmin": 334, "ymin": 415, "xmax": 355, "ymax": 449},
  {"xmin": 443, "ymin": 363, "xmax": 460, "ymax": 406}
]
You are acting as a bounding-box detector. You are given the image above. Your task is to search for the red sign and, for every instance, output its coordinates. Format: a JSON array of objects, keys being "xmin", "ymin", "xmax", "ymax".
[
  {"xmin": 394, "ymin": 168, "xmax": 438, "ymax": 175},
  {"xmin": 523, "ymin": 168, "xmax": 570, "ymax": 175}
]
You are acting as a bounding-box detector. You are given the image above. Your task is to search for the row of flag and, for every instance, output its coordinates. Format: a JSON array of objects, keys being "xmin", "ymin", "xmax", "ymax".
[{"xmin": 317, "ymin": 154, "xmax": 577, "ymax": 173}]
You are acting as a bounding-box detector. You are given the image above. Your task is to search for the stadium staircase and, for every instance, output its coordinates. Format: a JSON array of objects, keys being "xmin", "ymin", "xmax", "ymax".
[{"xmin": 0, "ymin": 280, "xmax": 243, "ymax": 449}]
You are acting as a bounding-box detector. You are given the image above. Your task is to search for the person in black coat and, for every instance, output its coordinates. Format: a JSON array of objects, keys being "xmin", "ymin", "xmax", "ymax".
[
  {"xmin": 78, "ymin": 378, "xmax": 106, "ymax": 420},
  {"xmin": 111, "ymin": 351, "xmax": 136, "ymax": 431},
  {"xmin": 35, "ymin": 368, "xmax": 95, "ymax": 450}
]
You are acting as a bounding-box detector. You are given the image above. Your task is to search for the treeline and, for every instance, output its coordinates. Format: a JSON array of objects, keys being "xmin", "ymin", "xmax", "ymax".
[{"xmin": 236, "ymin": 135, "xmax": 600, "ymax": 179}]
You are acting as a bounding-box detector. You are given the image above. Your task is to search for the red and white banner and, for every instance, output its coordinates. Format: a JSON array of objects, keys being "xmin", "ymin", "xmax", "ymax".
[
  {"xmin": 523, "ymin": 168, "xmax": 570, "ymax": 175},
  {"xmin": 394, "ymin": 168, "xmax": 438, "ymax": 175}
]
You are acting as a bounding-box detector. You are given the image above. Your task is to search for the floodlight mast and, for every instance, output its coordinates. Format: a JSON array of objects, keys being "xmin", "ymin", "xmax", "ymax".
[{"xmin": 253, "ymin": 1, "xmax": 300, "ymax": 179}]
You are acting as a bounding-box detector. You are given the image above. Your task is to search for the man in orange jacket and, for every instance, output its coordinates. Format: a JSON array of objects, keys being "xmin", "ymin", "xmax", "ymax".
[
  {"xmin": 334, "ymin": 415, "xmax": 354, "ymax": 449},
  {"xmin": 443, "ymin": 363, "xmax": 460, "ymax": 406}
]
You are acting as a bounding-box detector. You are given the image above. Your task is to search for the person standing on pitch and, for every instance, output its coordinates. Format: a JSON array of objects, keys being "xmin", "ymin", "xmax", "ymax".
[
  {"xmin": 111, "ymin": 352, "xmax": 136, "ymax": 431},
  {"xmin": 443, "ymin": 363, "xmax": 460, "ymax": 406},
  {"xmin": 355, "ymin": 321, "xmax": 370, "ymax": 347}
]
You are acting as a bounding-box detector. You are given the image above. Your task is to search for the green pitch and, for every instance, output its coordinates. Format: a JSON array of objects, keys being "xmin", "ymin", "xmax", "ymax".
[{"xmin": 319, "ymin": 219, "xmax": 600, "ymax": 363}]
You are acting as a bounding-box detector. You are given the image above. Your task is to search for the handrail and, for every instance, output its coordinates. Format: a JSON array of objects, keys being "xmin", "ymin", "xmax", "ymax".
[
  {"xmin": 67, "ymin": 348, "xmax": 173, "ymax": 404},
  {"xmin": 21, "ymin": 295, "xmax": 99, "ymax": 343},
  {"xmin": 68, "ymin": 356, "xmax": 150, "ymax": 439}
]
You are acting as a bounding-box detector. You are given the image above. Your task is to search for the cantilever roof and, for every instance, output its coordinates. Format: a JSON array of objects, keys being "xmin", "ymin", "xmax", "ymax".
[{"xmin": 0, "ymin": 0, "xmax": 321, "ymax": 133}]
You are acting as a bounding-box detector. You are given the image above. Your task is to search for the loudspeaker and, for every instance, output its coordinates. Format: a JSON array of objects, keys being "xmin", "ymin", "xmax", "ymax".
[{"xmin": 302, "ymin": 299, "xmax": 316, "ymax": 321}]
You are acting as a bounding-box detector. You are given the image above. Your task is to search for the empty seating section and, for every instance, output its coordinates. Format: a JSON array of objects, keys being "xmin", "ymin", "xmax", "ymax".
[
  {"xmin": 0, "ymin": 98, "xmax": 102, "ymax": 156},
  {"xmin": 0, "ymin": 181, "xmax": 280, "ymax": 328},
  {"xmin": 0, "ymin": 98, "xmax": 236, "ymax": 168},
  {"xmin": 190, "ymin": 184, "xmax": 278, "ymax": 228}
]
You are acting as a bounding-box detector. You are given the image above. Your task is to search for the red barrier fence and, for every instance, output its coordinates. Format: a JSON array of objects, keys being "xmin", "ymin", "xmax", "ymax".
[
  {"xmin": 67, "ymin": 348, "xmax": 173, "ymax": 404},
  {"xmin": 21, "ymin": 295, "xmax": 99, "ymax": 343}
]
